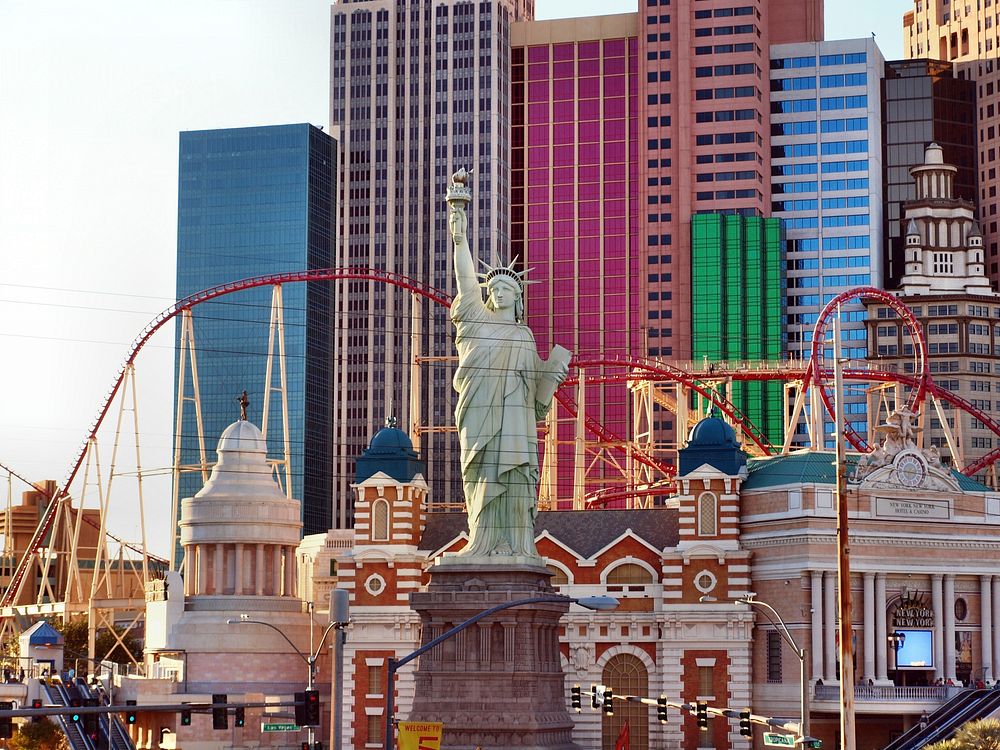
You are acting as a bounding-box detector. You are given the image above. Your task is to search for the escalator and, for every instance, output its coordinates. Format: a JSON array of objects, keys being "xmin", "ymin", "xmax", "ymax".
[
  {"xmin": 69, "ymin": 679, "xmax": 136, "ymax": 750},
  {"xmin": 40, "ymin": 679, "xmax": 94, "ymax": 750},
  {"xmin": 883, "ymin": 689, "xmax": 1000, "ymax": 749}
]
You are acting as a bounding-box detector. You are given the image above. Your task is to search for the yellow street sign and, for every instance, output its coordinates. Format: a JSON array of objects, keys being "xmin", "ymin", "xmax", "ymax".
[{"xmin": 397, "ymin": 721, "xmax": 443, "ymax": 750}]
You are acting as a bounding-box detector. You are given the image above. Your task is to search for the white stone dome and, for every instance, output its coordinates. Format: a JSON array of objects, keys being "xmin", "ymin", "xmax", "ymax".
[{"xmin": 217, "ymin": 419, "xmax": 267, "ymax": 454}]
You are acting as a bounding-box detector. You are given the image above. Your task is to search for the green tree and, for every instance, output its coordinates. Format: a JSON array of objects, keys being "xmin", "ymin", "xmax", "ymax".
[
  {"xmin": 57, "ymin": 617, "xmax": 141, "ymax": 668},
  {"xmin": 8, "ymin": 718, "xmax": 69, "ymax": 750},
  {"xmin": 925, "ymin": 717, "xmax": 1000, "ymax": 750}
]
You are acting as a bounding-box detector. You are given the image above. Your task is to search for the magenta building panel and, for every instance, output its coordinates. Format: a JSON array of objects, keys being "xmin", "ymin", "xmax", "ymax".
[{"xmin": 512, "ymin": 30, "xmax": 640, "ymax": 507}]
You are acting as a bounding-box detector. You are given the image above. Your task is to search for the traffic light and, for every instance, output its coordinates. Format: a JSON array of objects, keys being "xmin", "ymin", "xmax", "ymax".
[
  {"xmin": 313, "ymin": 743, "xmax": 322, "ymax": 750},
  {"xmin": 294, "ymin": 691, "xmax": 307, "ymax": 726},
  {"xmin": 234, "ymin": 706, "xmax": 245, "ymax": 727},
  {"xmin": 301, "ymin": 743, "xmax": 309, "ymax": 750},
  {"xmin": 602, "ymin": 687, "xmax": 614, "ymax": 717},
  {"xmin": 696, "ymin": 701, "xmax": 708, "ymax": 730},
  {"xmin": 570, "ymin": 684, "xmax": 581, "ymax": 712},
  {"xmin": 125, "ymin": 699, "xmax": 137, "ymax": 725},
  {"xmin": 803, "ymin": 740, "xmax": 824, "ymax": 749},
  {"xmin": 304, "ymin": 689, "xmax": 320, "ymax": 726},
  {"xmin": 739, "ymin": 708, "xmax": 752, "ymax": 737},
  {"xmin": 591, "ymin": 685, "xmax": 601, "ymax": 710},
  {"xmin": 31, "ymin": 698, "xmax": 43, "ymax": 723},
  {"xmin": 180, "ymin": 708, "xmax": 192, "ymax": 726},
  {"xmin": 69, "ymin": 698, "xmax": 82, "ymax": 724},
  {"xmin": 212, "ymin": 694, "xmax": 227, "ymax": 730},
  {"xmin": 657, "ymin": 695, "xmax": 668, "ymax": 724},
  {"xmin": 0, "ymin": 701, "xmax": 12, "ymax": 739}
]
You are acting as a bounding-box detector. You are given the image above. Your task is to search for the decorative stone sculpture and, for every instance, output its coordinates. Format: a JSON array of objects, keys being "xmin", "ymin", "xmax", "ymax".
[{"xmin": 445, "ymin": 169, "xmax": 570, "ymax": 561}]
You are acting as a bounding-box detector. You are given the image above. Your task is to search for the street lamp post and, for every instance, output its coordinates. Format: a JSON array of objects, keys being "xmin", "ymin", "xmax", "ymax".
[
  {"xmin": 737, "ymin": 595, "xmax": 810, "ymax": 740},
  {"xmin": 228, "ymin": 593, "xmax": 349, "ymax": 748},
  {"xmin": 888, "ymin": 631, "xmax": 906, "ymax": 681},
  {"xmin": 382, "ymin": 594, "xmax": 617, "ymax": 750}
]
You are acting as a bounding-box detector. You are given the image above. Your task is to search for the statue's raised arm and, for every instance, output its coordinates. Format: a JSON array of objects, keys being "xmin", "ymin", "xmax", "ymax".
[{"xmin": 447, "ymin": 169, "xmax": 480, "ymax": 302}]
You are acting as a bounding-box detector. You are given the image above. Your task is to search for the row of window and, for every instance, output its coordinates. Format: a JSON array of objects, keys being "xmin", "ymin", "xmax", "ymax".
[
  {"xmin": 770, "ymin": 51, "xmax": 868, "ymax": 70},
  {"xmin": 769, "ymin": 73, "xmax": 866, "ymax": 92},
  {"xmin": 773, "ymin": 177, "xmax": 870, "ymax": 194},
  {"xmin": 771, "ymin": 117, "xmax": 868, "ymax": 136}
]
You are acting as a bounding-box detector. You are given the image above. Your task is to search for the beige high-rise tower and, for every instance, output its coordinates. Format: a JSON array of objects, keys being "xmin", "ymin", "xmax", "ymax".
[{"xmin": 904, "ymin": 0, "xmax": 1000, "ymax": 290}]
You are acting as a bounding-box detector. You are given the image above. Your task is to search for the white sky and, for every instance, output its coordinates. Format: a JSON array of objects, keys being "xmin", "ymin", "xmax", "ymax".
[{"xmin": 0, "ymin": 0, "xmax": 910, "ymax": 557}]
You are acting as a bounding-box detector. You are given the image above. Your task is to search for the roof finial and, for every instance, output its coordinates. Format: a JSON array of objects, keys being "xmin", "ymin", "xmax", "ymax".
[
  {"xmin": 238, "ymin": 390, "xmax": 249, "ymax": 421},
  {"xmin": 385, "ymin": 415, "xmax": 397, "ymax": 428}
]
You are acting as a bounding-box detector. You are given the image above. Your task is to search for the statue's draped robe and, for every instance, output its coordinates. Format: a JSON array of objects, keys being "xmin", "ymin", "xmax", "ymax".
[{"xmin": 451, "ymin": 290, "xmax": 547, "ymax": 556}]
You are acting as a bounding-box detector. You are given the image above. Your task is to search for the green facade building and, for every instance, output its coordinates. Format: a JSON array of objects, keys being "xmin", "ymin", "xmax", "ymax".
[{"xmin": 691, "ymin": 213, "xmax": 786, "ymax": 446}]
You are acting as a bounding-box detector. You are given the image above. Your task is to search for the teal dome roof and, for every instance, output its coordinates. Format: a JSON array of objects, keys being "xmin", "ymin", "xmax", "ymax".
[
  {"xmin": 367, "ymin": 426, "xmax": 414, "ymax": 454},
  {"xmin": 687, "ymin": 416, "xmax": 739, "ymax": 447},
  {"xmin": 678, "ymin": 415, "xmax": 746, "ymax": 476},
  {"xmin": 355, "ymin": 422, "xmax": 424, "ymax": 484}
]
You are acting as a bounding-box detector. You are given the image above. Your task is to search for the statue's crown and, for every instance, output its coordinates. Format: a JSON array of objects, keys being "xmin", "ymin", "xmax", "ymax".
[{"xmin": 478, "ymin": 256, "xmax": 534, "ymax": 289}]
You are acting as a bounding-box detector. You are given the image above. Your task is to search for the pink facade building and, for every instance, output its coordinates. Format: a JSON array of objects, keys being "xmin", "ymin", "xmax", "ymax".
[
  {"xmin": 512, "ymin": 2, "xmax": 823, "ymax": 502},
  {"xmin": 511, "ymin": 15, "xmax": 641, "ymax": 506}
]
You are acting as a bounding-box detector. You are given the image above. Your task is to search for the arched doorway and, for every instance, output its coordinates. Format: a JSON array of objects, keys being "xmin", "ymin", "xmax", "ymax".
[{"xmin": 602, "ymin": 653, "xmax": 649, "ymax": 750}]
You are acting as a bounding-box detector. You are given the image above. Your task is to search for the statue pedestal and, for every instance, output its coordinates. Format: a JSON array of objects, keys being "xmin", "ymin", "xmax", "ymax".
[{"xmin": 406, "ymin": 562, "xmax": 580, "ymax": 750}]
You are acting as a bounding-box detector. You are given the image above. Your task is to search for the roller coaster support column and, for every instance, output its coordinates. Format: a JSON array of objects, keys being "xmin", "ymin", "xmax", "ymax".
[
  {"xmin": 833, "ymin": 311, "xmax": 857, "ymax": 750},
  {"xmin": 261, "ymin": 284, "xmax": 292, "ymax": 498}
]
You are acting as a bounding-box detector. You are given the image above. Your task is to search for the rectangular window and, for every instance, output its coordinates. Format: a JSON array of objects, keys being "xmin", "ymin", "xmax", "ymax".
[
  {"xmin": 368, "ymin": 664, "xmax": 384, "ymax": 695},
  {"xmin": 367, "ymin": 715, "xmax": 384, "ymax": 743},
  {"xmin": 698, "ymin": 665, "xmax": 714, "ymax": 696}
]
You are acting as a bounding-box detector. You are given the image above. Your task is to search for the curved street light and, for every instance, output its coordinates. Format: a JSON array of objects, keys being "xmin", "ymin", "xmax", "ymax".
[
  {"xmin": 383, "ymin": 594, "xmax": 618, "ymax": 750},
  {"xmin": 737, "ymin": 595, "xmax": 811, "ymax": 740}
]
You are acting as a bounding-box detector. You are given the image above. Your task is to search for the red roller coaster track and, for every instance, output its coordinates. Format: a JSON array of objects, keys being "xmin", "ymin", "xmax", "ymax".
[{"xmin": 4, "ymin": 275, "xmax": 998, "ymax": 610}]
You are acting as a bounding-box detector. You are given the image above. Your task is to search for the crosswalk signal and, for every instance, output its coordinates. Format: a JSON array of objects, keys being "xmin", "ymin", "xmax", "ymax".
[
  {"xmin": 0, "ymin": 701, "xmax": 13, "ymax": 739},
  {"xmin": 739, "ymin": 708, "xmax": 752, "ymax": 737},
  {"xmin": 603, "ymin": 688, "xmax": 614, "ymax": 717},
  {"xmin": 212, "ymin": 694, "xmax": 227, "ymax": 731},
  {"xmin": 304, "ymin": 689, "xmax": 321, "ymax": 726},
  {"xmin": 696, "ymin": 701, "xmax": 708, "ymax": 730},
  {"xmin": 657, "ymin": 695, "xmax": 668, "ymax": 724},
  {"xmin": 570, "ymin": 685, "xmax": 581, "ymax": 712},
  {"xmin": 294, "ymin": 692, "xmax": 307, "ymax": 726},
  {"xmin": 301, "ymin": 743, "xmax": 309, "ymax": 750},
  {"xmin": 313, "ymin": 743, "xmax": 322, "ymax": 750},
  {"xmin": 180, "ymin": 708, "xmax": 192, "ymax": 726},
  {"xmin": 591, "ymin": 685, "xmax": 601, "ymax": 710},
  {"xmin": 234, "ymin": 706, "xmax": 245, "ymax": 727},
  {"xmin": 85, "ymin": 698, "xmax": 99, "ymax": 738},
  {"xmin": 125, "ymin": 699, "xmax": 137, "ymax": 725},
  {"xmin": 31, "ymin": 698, "xmax": 43, "ymax": 723}
]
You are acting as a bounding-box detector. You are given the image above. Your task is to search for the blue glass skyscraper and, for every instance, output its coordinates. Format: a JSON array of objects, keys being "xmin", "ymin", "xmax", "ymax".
[{"xmin": 174, "ymin": 124, "xmax": 336, "ymax": 548}]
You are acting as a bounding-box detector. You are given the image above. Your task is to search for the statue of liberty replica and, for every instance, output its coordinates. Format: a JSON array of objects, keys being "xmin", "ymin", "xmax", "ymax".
[
  {"xmin": 446, "ymin": 168, "xmax": 570, "ymax": 561},
  {"xmin": 404, "ymin": 170, "xmax": 579, "ymax": 750}
]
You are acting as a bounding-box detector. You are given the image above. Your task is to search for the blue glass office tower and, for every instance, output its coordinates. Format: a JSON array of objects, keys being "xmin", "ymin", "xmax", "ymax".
[{"xmin": 174, "ymin": 124, "xmax": 336, "ymax": 549}]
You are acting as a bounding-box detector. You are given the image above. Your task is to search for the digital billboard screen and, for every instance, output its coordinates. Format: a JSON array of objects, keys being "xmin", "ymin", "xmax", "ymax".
[{"xmin": 895, "ymin": 629, "xmax": 934, "ymax": 668}]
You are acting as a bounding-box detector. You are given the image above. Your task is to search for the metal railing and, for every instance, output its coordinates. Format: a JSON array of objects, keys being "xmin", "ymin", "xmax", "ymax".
[{"xmin": 814, "ymin": 684, "xmax": 960, "ymax": 702}]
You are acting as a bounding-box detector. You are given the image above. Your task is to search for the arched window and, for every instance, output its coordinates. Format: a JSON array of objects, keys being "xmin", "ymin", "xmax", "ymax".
[
  {"xmin": 602, "ymin": 653, "xmax": 649, "ymax": 750},
  {"xmin": 371, "ymin": 499, "xmax": 390, "ymax": 542},
  {"xmin": 546, "ymin": 564, "xmax": 569, "ymax": 587},
  {"xmin": 698, "ymin": 492, "xmax": 718, "ymax": 537},
  {"xmin": 606, "ymin": 563, "xmax": 654, "ymax": 594}
]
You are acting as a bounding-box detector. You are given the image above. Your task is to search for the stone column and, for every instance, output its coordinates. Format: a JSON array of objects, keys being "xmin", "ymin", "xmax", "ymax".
[
  {"xmin": 255, "ymin": 543, "xmax": 265, "ymax": 596},
  {"xmin": 811, "ymin": 571, "xmax": 824, "ymax": 682},
  {"xmin": 993, "ymin": 577, "xmax": 1000, "ymax": 684},
  {"xmin": 824, "ymin": 571, "xmax": 837, "ymax": 682},
  {"xmin": 197, "ymin": 545, "xmax": 207, "ymax": 596},
  {"xmin": 234, "ymin": 543, "xmax": 244, "ymax": 596},
  {"xmin": 944, "ymin": 574, "xmax": 956, "ymax": 681},
  {"xmin": 932, "ymin": 574, "xmax": 944, "ymax": 681},
  {"xmin": 284, "ymin": 546, "xmax": 295, "ymax": 597},
  {"xmin": 982, "ymin": 576, "xmax": 994, "ymax": 683},
  {"xmin": 214, "ymin": 543, "xmax": 224, "ymax": 595},
  {"xmin": 863, "ymin": 572, "xmax": 876, "ymax": 681},
  {"xmin": 272, "ymin": 545, "xmax": 281, "ymax": 596},
  {"xmin": 875, "ymin": 574, "xmax": 888, "ymax": 682}
]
